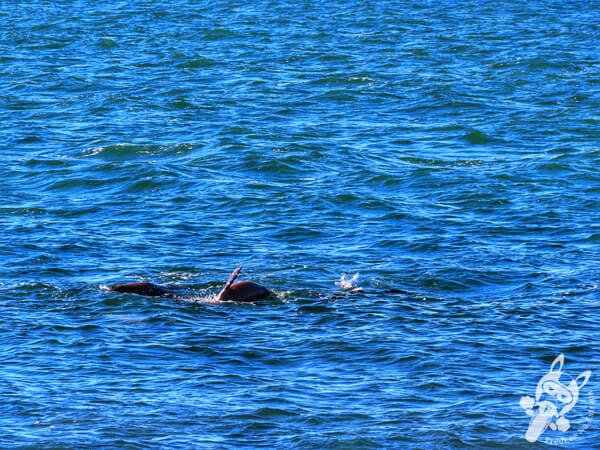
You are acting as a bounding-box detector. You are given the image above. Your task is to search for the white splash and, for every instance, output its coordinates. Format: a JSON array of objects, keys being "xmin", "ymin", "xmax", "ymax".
[
  {"xmin": 181, "ymin": 292, "xmax": 221, "ymax": 304},
  {"xmin": 338, "ymin": 272, "xmax": 360, "ymax": 290}
]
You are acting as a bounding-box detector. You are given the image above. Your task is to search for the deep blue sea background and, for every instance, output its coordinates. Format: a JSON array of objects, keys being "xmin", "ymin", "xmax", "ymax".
[{"xmin": 1, "ymin": 1, "xmax": 599, "ymax": 448}]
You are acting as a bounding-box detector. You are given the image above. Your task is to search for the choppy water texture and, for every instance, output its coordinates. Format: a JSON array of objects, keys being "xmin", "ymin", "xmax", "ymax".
[{"xmin": 1, "ymin": 1, "xmax": 599, "ymax": 448}]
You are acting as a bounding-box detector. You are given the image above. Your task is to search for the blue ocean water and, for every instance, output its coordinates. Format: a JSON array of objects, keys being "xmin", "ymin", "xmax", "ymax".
[{"xmin": 1, "ymin": 1, "xmax": 599, "ymax": 448}]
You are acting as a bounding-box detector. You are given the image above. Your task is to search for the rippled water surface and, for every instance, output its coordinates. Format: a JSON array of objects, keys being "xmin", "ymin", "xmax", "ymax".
[{"xmin": 1, "ymin": 1, "xmax": 599, "ymax": 448}]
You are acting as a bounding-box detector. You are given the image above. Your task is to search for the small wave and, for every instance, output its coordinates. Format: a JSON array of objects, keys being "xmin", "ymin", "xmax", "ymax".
[
  {"xmin": 80, "ymin": 143, "xmax": 194, "ymax": 159},
  {"xmin": 176, "ymin": 57, "xmax": 217, "ymax": 69},
  {"xmin": 308, "ymin": 75, "xmax": 375, "ymax": 86},
  {"xmin": 203, "ymin": 28, "xmax": 241, "ymax": 40},
  {"xmin": 167, "ymin": 98, "xmax": 195, "ymax": 109},
  {"xmin": 97, "ymin": 37, "xmax": 118, "ymax": 48},
  {"xmin": 462, "ymin": 130, "xmax": 495, "ymax": 145}
]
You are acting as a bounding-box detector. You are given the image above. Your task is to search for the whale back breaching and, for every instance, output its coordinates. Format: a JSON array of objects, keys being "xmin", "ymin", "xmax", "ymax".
[{"xmin": 108, "ymin": 266, "xmax": 270, "ymax": 302}]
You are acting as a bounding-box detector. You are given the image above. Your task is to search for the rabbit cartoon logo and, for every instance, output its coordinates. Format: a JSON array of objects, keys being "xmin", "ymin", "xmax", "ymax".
[{"xmin": 520, "ymin": 354, "xmax": 592, "ymax": 443}]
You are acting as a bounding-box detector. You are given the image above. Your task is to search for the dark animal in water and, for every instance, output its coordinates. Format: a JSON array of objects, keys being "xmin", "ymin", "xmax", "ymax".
[
  {"xmin": 217, "ymin": 266, "xmax": 270, "ymax": 302},
  {"xmin": 108, "ymin": 266, "xmax": 270, "ymax": 302},
  {"xmin": 108, "ymin": 281, "xmax": 172, "ymax": 297}
]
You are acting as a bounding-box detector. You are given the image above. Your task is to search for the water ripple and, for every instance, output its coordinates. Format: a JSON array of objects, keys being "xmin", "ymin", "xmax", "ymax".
[{"xmin": 1, "ymin": 1, "xmax": 598, "ymax": 448}]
